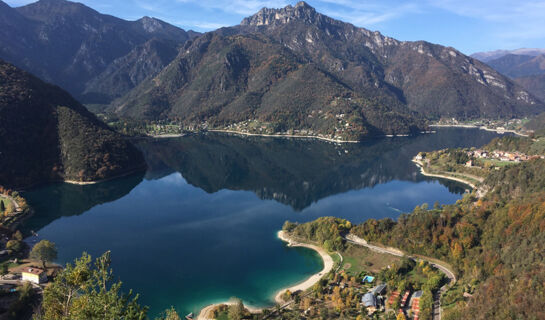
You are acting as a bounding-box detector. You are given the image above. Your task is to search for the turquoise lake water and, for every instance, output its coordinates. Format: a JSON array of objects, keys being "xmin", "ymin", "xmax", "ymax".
[{"xmin": 22, "ymin": 128, "xmax": 504, "ymax": 316}]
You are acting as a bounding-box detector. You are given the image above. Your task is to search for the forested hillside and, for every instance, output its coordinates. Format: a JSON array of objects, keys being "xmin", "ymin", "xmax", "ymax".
[
  {"xmin": 0, "ymin": 60, "xmax": 145, "ymax": 188},
  {"xmin": 352, "ymin": 155, "xmax": 545, "ymax": 319}
]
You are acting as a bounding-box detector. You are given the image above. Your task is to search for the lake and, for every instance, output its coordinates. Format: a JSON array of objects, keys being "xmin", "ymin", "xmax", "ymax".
[{"xmin": 22, "ymin": 128, "xmax": 504, "ymax": 317}]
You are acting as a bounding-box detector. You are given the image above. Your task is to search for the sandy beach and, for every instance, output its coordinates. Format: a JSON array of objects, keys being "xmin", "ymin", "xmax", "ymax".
[
  {"xmin": 412, "ymin": 158, "xmax": 478, "ymax": 189},
  {"xmin": 196, "ymin": 231, "xmax": 333, "ymax": 320},
  {"xmin": 197, "ymin": 300, "xmax": 262, "ymax": 320},
  {"xmin": 274, "ymin": 231, "xmax": 334, "ymax": 304}
]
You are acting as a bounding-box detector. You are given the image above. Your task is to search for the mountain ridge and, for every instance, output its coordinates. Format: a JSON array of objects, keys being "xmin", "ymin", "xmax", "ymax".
[
  {"xmin": 486, "ymin": 53, "xmax": 545, "ymax": 78},
  {"xmin": 112, "ymin": 2, "xmax": 544, "ymax": 140},
  {"xmin": 0, "ymin": 0, "xmax": 200, "ymax": 104},
  {"xmin": 471, "ymin": 48, "xmax": 545, "ymax": 63}
]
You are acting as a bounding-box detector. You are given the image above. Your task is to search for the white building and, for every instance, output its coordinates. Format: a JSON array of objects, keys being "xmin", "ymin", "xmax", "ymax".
[{"xmin": 22, "ymin": 267, "xmax": 46, "ymax": 284}]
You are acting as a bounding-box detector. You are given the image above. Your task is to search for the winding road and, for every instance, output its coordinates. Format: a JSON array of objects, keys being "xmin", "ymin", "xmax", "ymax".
[{"xmin": 344, "ymin": 234, "xmax": 456, "ymax": 320}]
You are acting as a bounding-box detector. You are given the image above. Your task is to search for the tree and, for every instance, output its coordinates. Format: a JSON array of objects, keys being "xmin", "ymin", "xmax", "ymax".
[
  {"xmin": 38, "ymin": 251, "xmax": 147, "ymax": 320},
  {"xmin": 30, "ymin": 240, "xmax": 58, "ymax": 269},
  {"xmin": 6, "ymin": 240, "xmax": 22, "ymax": 253},
  {"xmin": 396, "ymin": 312, "xmax": 407, "ymax": 320},
  {"xmin": 228, "ymin": 298, "xmax": 244, "ymax": 320},
  {"xmin": 155, "ymin": 307, "xmax": 181, "ymax": 320},
  {"xmin": 8, "ymin": 282, "xmax": 36, "ymax": 319},
  {"xmin": 13, "ymin": 230, "xmax": 23, "ymax": 241},
  {"xmin": 0, "ymin": 200, "xmax": 4, "ymax": 212}
]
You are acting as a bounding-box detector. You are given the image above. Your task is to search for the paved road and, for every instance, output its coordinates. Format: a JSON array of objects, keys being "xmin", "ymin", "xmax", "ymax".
[{"xmin": 344, "ymin": 234, "xmax": 456, "ymax": 320}]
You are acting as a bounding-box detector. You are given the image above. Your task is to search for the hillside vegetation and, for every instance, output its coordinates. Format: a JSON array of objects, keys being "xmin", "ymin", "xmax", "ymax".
[
  {"xmin": 0, "ymin": 60, "xmax": 145, "ymax": 188},
  {"xmin": 352, "ymin": 159, "xmax": 545, "ymax": 319}
]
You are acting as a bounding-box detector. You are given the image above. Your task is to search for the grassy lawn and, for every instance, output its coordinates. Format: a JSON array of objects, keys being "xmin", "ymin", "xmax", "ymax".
[
  {"xmin": 331, "ymin": 252, "xmax": 342, "ymax": 265},
  {"xmin": 483, "ymin": 159, "xmax": 516, "ymax": 167},
  {"xmin": 0, "ymin": 197, "xmax": 10, "ymax": 213},
  {"xmin": 447, "ymin": 172, "xmax": 482, "ymax": 185},
  {"xmin": 341, "ymin": 244, "xmax": 401, "ymax": 275}
]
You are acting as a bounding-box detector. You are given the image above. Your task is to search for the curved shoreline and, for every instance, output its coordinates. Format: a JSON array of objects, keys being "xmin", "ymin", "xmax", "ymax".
[
  {"xmin": 196, "ymin": 231, "xmax": 333, "ymax": 320},
  {"xmin": 149, "ymin": 129, "xmax": 433, "ymax": 144},
  {"xmin": 63, "ymin": 166, "xmax": 146, "ymax": 186},
  {"xmin": 412, "ymin": 159, "xmax": 478, "ymax": 189},
  {"xmin": 274, "ymin": 231, "xmax": 334, "ymax": 304},
  {"xmin": 429, "ymin": 124, "xmax": 528, "ymax": 137},
  {"xmin": 208, "ymin": 129, "xmax": 360, "ymax": 143}
]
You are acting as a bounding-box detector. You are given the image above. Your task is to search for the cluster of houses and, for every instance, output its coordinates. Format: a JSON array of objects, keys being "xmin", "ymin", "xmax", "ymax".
[
  {"xmin": 467, "ymin": 149, "xmax": 543, "ymax": 164},
  {"xmin": 361, "ymin": 283, "xmax": 386, "ymax": 313},
  {"xmin": 359, "ymin": 278, "xmax": 423, "ymax": 319}
]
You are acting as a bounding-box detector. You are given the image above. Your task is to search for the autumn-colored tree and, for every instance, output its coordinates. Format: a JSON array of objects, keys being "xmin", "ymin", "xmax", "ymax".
[
  {"xmin": 300, "ymin": 297, "xmax": 311, "ymax": 311},
  {"xmin": 396, "ymin": 312, "xmax": 407, "ymax": 320}
]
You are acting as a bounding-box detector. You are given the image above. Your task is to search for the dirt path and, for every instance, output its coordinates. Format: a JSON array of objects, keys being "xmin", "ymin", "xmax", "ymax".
[{"xmin": 412, "ymin": 159, "xmax": 482, "ymax": 189}]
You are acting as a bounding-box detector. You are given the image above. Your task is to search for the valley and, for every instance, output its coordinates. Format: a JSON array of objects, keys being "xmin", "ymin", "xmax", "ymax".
[{"xmin": 0, "ymin": 1, "xmax": 544, "ymax": 319}]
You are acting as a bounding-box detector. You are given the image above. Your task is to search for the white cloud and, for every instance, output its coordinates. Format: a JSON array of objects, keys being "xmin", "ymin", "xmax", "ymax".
[
  {"xmin": 320, "ymin": 2, "xmax": 422, "ymax": 26},
  {"xmin": 175, "ymin": 0, "xmax": 290, "ymax": 15},
  {"xmin": 428, "ymin": 0, "xmax": 545, "ymax": 46}
]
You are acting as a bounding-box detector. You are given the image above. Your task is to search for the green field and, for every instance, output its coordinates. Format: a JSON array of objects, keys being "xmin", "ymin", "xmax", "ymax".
[
  {"xmin": 0, "ymin": 197, "xmax": 9, "ymax": 211},
  {"xmin": 340, "ymin": 244, "xmax": 400, "ymax": 275},
  {"xmin": 482, "ymin": 159, "xmax": 516, "ymax": 167}
]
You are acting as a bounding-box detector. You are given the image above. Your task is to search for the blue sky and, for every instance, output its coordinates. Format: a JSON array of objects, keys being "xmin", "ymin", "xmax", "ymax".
[{"xmin": 6, "ymin": 0, "xmax": 545, "ymax": 54}]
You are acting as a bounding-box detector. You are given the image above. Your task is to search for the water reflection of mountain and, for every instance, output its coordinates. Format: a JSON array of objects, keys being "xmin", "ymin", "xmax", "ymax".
[
  {"xmin": 137, "ymin": 128, "xmax": 499, "ymax": 210},
  {"xmin": 22, "ymin": 173, "xmax": 144, "ymax": 233}
]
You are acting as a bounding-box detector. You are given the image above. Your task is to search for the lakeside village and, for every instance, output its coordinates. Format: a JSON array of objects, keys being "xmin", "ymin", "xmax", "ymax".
[
  {"xmin": 109, "ymin": 118, "xmax": 359, "ymax": 141},
  {"xmin": 432, "ymin": 118, "xmax": 531, "ymax": 135},
  {"xmin": 105, "ymin": 111, "xmax": 372, "ymax": 142},
  {"xmin": 104, "ymin": 115, "xmax": 534, "ymax": 140},
  {"xmin": 269, "ymin": 263, "xmax": 439, "ymax": 320},
  {"xmin": 416, "ymin": 148, "xmax": 545, "ymax": 168}
]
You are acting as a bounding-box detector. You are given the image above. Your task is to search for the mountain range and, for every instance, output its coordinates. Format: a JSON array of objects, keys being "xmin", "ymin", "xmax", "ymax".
[
  {"xmin": 471, "ymin": 48, "xmax": 545, "ymax": 63},
  {"xmin": 0, "ymin": 59, "xmax": 145, "ymax": 188},
  {"xmin": 111, "ymin": 2, "xmax": 544, "ymax": 140},
  {"xmin": 0, "ymin": 0, "xmax": 198, "ymax": 105},
  {"xmin": 1, "ymin": 0, "xmax": 544, "ymax": 143},
  {"xmin": 485, "ymin": 53, "xmax": 545, "ymax": 79},
  {"xmin": 472, "ymin": 49, "xmax": 545, "ymax": 123}
]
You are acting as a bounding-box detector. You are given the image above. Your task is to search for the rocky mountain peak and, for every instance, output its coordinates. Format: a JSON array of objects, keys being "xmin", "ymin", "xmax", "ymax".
[
  {"xmin": 294, "ymin": 1, "xmax": 314, "ymax": 9},
  {"xmin": 240, "ymin": 1, "xmax": 321, "ymax": 27},
  {"xmin": 138, "ymin": 16, "xmax": 166, "ymax": 33}
]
